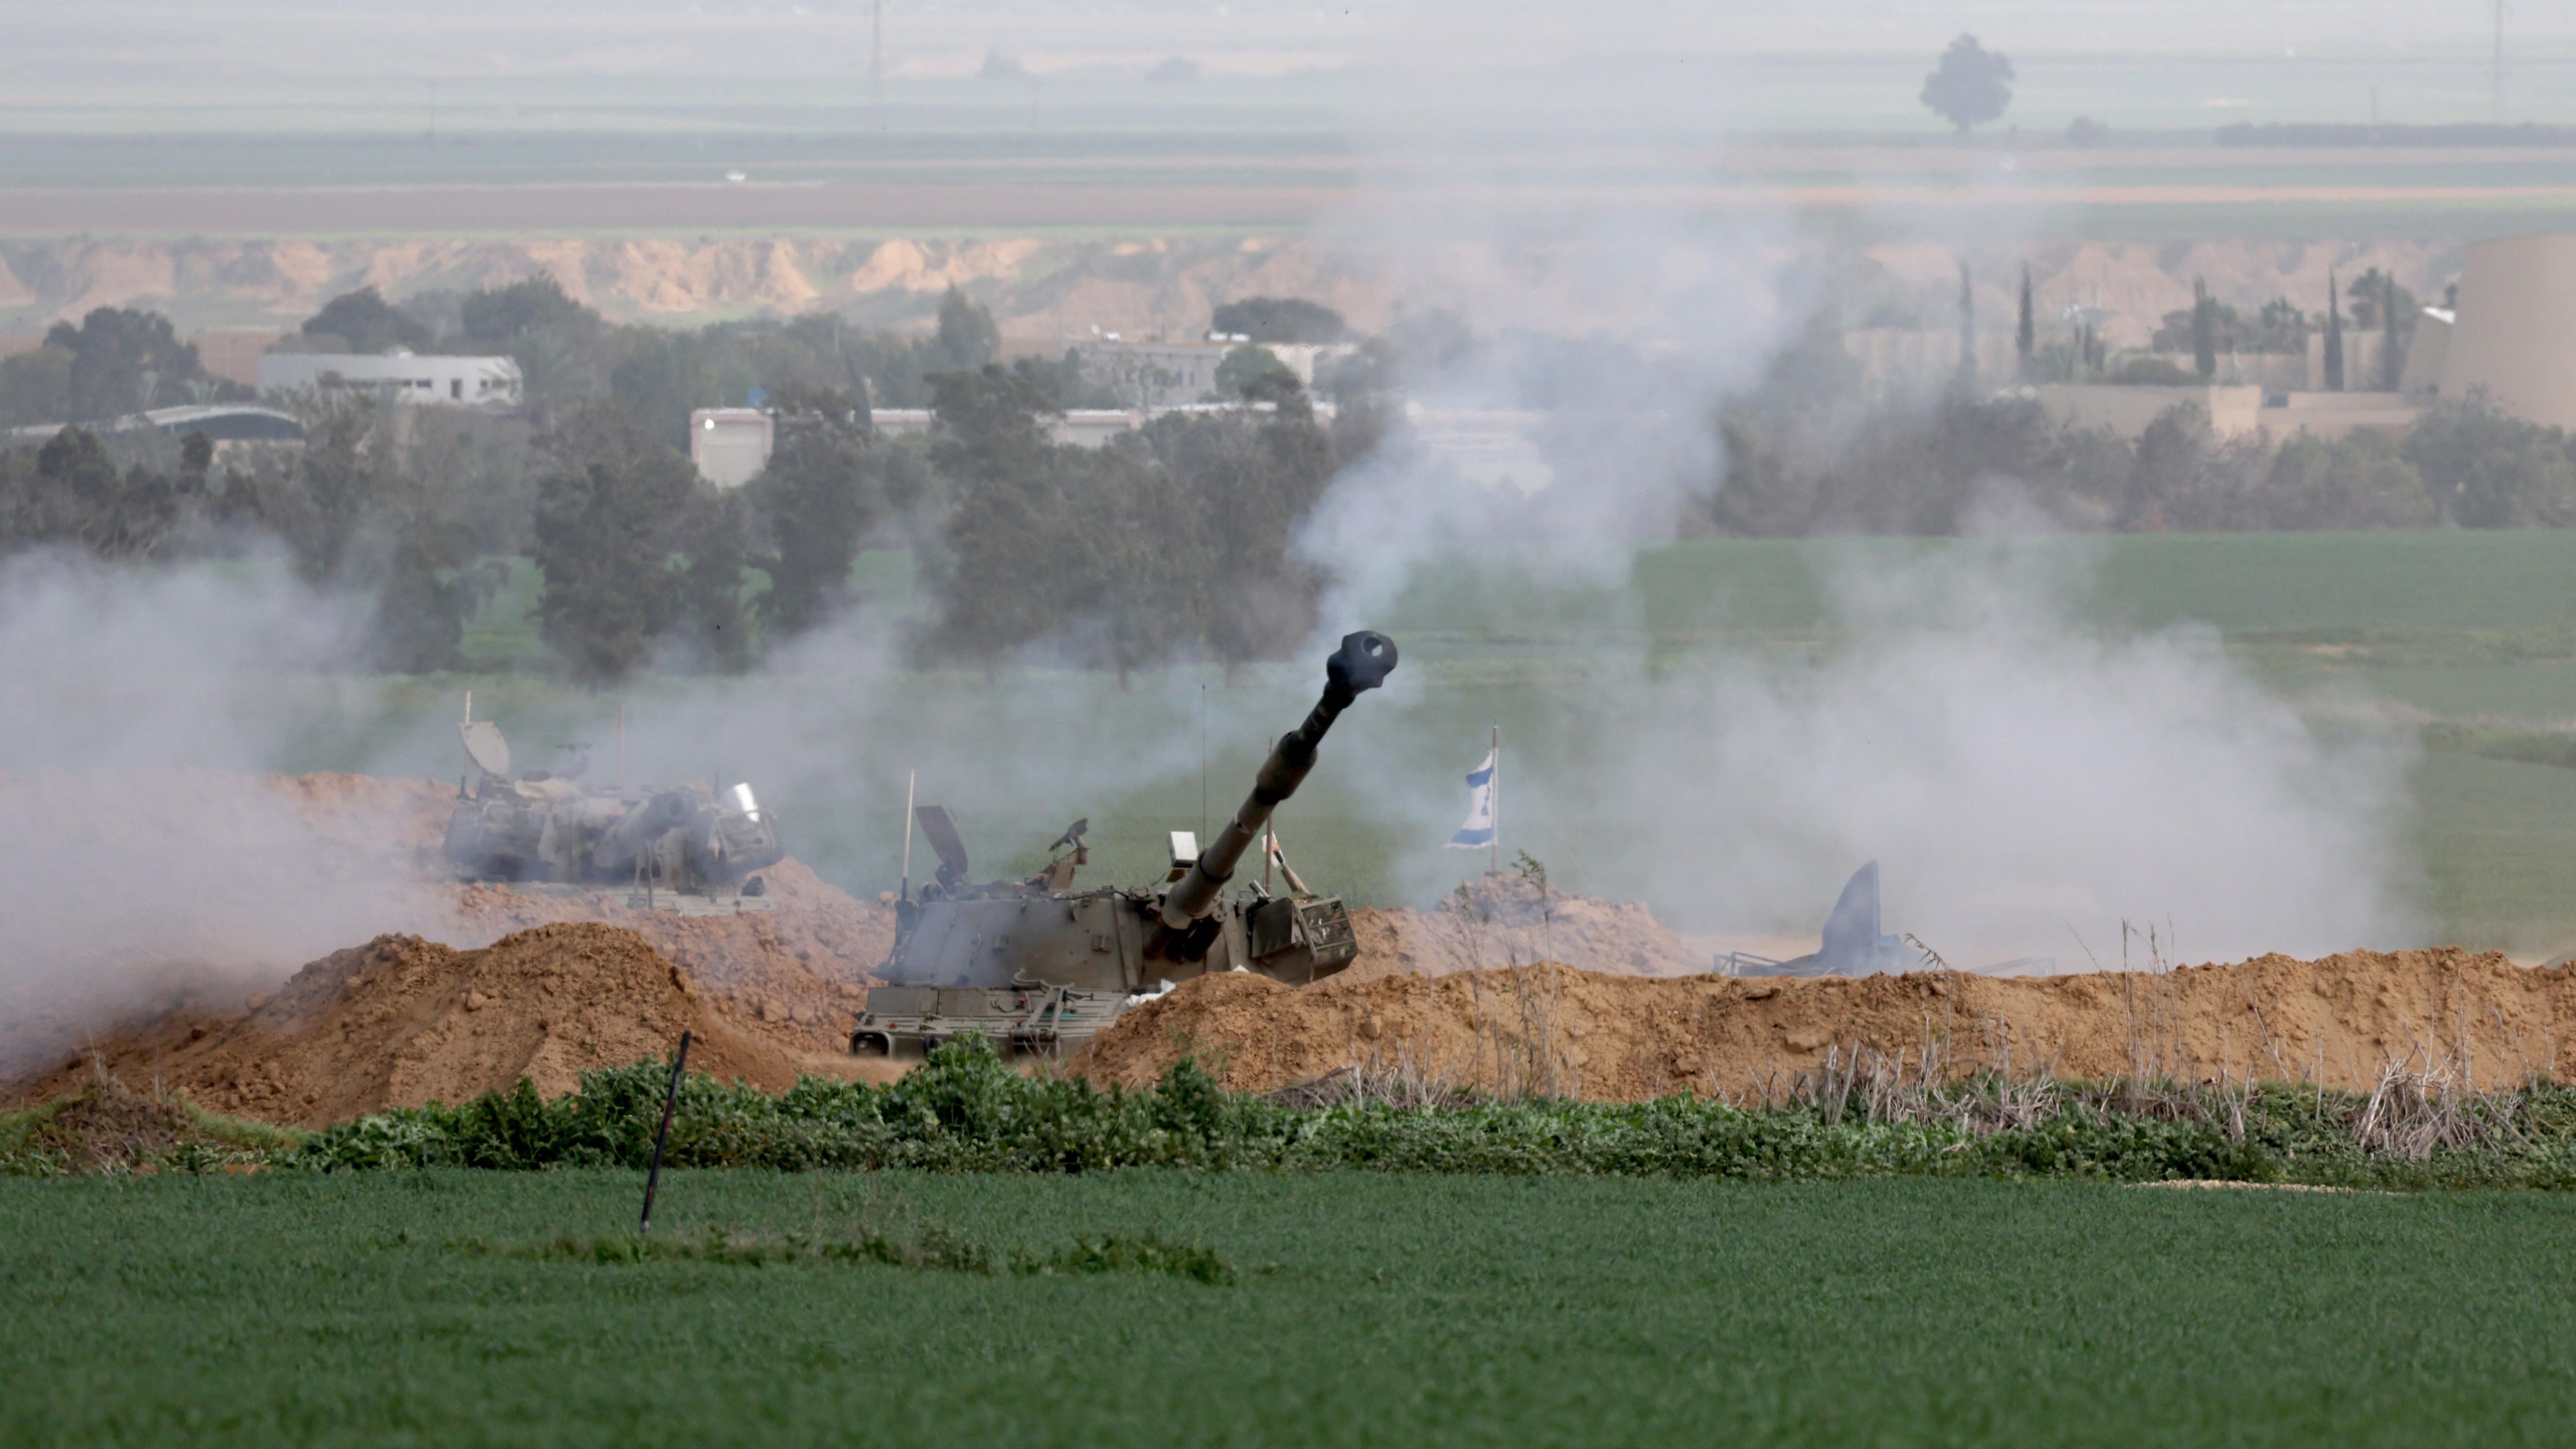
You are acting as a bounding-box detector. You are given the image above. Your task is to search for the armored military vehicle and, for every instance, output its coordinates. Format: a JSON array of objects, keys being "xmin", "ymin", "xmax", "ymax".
[
  {"xmin": 850, "ymin": 629, "xmax": 1398, "ymax": 1056},
  {"xmin": 439, "ymin": 705, "xmax": 786, "ymax": 911}
]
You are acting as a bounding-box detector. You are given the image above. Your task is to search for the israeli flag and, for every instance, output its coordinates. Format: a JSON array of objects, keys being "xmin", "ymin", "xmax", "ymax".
[{"xmin": 1447, "ymin": 749, "xmax": 1496, "ymax": 849}]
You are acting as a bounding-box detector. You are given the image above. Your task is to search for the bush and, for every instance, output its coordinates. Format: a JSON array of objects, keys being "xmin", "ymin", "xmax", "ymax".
[{"xmin": 287, "ymin": 1037, "xmax": 2576, "ymax": 1190}]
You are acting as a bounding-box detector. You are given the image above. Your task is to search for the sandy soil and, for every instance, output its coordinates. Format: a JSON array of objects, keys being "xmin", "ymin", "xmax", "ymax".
[{"xmin": 1071, "ymin": 948, "xmax": 2576, "ymax": 1103}]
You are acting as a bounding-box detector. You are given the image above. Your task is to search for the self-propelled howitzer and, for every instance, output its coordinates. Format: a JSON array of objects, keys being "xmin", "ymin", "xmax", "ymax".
[{"xmin": 851, "ymin": 630, "xmax": 1399, "ymax": 1056}]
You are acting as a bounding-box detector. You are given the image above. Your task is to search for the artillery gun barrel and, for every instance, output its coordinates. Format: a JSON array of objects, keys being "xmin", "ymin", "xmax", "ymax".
[{"xmin": 1158, "ymin": 630, "xmax": 1397, "ymax": 931}]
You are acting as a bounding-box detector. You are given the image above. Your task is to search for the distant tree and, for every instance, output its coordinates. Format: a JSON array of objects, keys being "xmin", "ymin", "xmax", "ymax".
[
  {"xmin": 747, "ymin": 385, "xmax": 884, "ymax": 637},
  {"xmin": 367, "ymin": 515, "xmax": 504, "ymax": 673},
  {"xmin": 2404, "ymin": 396, "xmax": 2576, "ymax": 527},
  {"xmin": 2190, "ymin": 279, "xmax": 2218, "ymax": 380},
  {"xmin": 460, "ymin": 274, "xmax": 606, "ymax": 409},
  {"xmin": 301, "ymin": 288, "xmax": 431, "ymax": 354},
  {"xmin": 460, "ymin": 274, "xmax": 594, "ymax": 347},
  {"xmin": 2382, "ymin": 273, "xmax": 2404, "ymax": 391},
  {"xmin": 2065, "ymin": 116, "xmax": 2110, "ymax": 148},
  {"xmin": 2343, "ymin": 268, "xmax": 2417, "ymax": 334},
  {"xmin": 923, "ymin": 366, "xmax": 1081, "ymax": 663},
  {"xmin": 1920, "ymin": 35, "xmax": 2014, "ymax": 133},
  {"xmin": 44, "ymin": 308, "xmax": 225, "ymax": 422},
  {"xmin": 1209, "ymin": 297, "xmax": 1348, "ymax": 345},
  {"xmin": 1213, "ymin": 344, "xmax": 1303, "ymax": 405},
  {"xmin": 671, "ymin": 488, "xmax": 754, "ymax": 673},
  {"xmin": 2265, "ymin": 433, "xmax": 2433, "ymax": 530},
  {"xmin": 2015, "ymin": 264, "xmax": 2036, "ymax": 377},
  {"xmin": 2251, "ymin": 298, "xmax": 2310, "ymax": 355},
  {"xmin": 924, "ymin": 288, "xmax": 1002, "ymax": 377},
  {"xmin": 975, "ymin": 49, "xmax": 1027, "ymax": 81},
  {"xmin": 530, "ymin": 401, "xmax": 700, "ymax": 683},
  {"xmin": 2323, "ymin": 270, "xmax": 2346, "ymax": 392},
  {"xmin": 1143, "ymin": 56, "xmax": 1200, "ymax": 83}
]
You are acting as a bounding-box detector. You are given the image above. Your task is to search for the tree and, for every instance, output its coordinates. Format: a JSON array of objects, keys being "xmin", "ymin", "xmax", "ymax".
[
  {"xmin": 1210, "ymin": 297, "xmax": 1348, "ymax": 344},
  {"xmin": 924, "ymin": 288, "xmax": 1001, "ymax": 378},
  {"xmin": 2251, "ymin": 298, "xmax": 2310, "ymax": 356},
  {"xmin": 301, "ymin": 288, "xmax": 431, "ymax": 354},
  {"xmin": 2404, "ymin": 396, "xmax": 2576, "ymax": 528},
  {"xmin": 2015, "ymin": 264, "xmax": 2035, "ymax": 377},
  {"xmin": 2190, "ymin": 278, "xmax": 2218, "ymax": 380},
  {"xmin": 1213, "ymin": 344, "xmax": 1303, "ymax": 405},
  {"xmin": 1920, "ymin": 35, "xmax": 2014, "ymax": 133},
  {"xmin": 2323, "ymin": 270, "xmax": 2346, "ymax": 393},
  {"xmin": 44, "ymin": 308, "xmax": 226, "ymax": 422},
  {"xmin": 530, "ymin": 402, "xmax": 700, "ymax": 683},
  {"xmin": 748, "ymin": 386, "xmax": 883, "ymax": 637}
]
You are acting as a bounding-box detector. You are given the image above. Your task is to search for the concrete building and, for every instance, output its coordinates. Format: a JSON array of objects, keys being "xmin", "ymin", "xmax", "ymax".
[
  {"xmin": 2441, "ymin": 234, "xmax": 2576, "ymax": 428},
  {"xmin": 257, "ymin": 349, "xmax": 522, "ymax": 407},
  {"xmin": 870, "ymin": 407, "xmax": 1149, "ymax": 449},
  {"xmin": 2036, "ymin": 384, "xmax": 2265, "ymax": 441},
  {"xmin": 690, "ymin": 409, "xmax": 774, "ymax": 489},
  {"xmin": 1071, "ymin": 340, "xmax": 1229, "ymax": 409}
]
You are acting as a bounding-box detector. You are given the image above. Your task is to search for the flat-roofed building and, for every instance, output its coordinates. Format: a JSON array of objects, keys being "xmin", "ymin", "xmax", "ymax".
[
  {"xmin": 258, "ymin": 348, "xmax": 522, "ymax": 407},
  {"xmin": 690, "ymin": 408, "xmax": 774, "ymax": 489}
]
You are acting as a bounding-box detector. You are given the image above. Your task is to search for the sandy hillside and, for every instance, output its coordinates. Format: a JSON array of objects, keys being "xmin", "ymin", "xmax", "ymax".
[
  {"xmin": 0, "ymin": 771, "xmax": 898, "ymax": 1082},
  {"xmin": 1073, "ymin": 948, "xmax": 2573, "ymax": 1102},
  {"xmin": 14, "ymin": 924, "xmax": 803, "ymax": 1126}
]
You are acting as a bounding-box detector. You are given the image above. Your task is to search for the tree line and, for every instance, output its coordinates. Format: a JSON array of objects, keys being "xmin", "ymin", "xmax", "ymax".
[
  {"xmin": 1704, "ymin": 326, "xmax": 2576, "ymax": 536},
  {"xmin": 0, "ymin": 282, "xmax": 1348, "ymax": 684}
]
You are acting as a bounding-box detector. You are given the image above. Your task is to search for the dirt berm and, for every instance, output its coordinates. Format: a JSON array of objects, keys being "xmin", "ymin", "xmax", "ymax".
[
  {"xmin": 1072, "ymin": 949, "xmax": 2576, "ymax": 1101},
  {"xmin": 19, "ymin": 924, "xmax": 802, "ymax": 1127}
]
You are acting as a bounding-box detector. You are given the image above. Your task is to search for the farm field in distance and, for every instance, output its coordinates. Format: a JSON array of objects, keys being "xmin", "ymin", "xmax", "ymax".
[
  {"xmin": 9, "ymin": 1169, "xmax": 2576, "ymax": 1448},
  {"xmin": 295, "ymin": 528, "xmax": 2576, "ymax": 955}
]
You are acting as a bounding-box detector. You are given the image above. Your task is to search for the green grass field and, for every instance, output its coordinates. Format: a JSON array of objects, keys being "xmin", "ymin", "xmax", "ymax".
[{"xmin": 8, "ymin": 1169, "xmax": 2576, "ymax": 1447}]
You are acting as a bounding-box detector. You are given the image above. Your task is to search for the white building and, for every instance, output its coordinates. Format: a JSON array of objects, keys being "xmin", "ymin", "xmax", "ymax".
[
  {"xmin": 691, "ymin": 409, "xmax": 774, "ymax": 489},
  {"xmin": 257, "ymin": 349, "xmax": 522, "ymax": 407}
]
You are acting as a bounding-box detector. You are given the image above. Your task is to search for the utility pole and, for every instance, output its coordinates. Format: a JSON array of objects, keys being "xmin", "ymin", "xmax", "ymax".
[{"xmin": 870, "ymin": 0, "xmax": 885, "ymax": 127}]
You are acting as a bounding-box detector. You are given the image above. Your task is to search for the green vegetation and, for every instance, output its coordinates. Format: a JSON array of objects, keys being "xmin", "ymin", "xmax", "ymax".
[
  {"xmin": 11, "ymin": 1166, "xmax": 2576, "ymax": 1446},
  {"xmin": 0, "ymin": 1039, "xmax": 2549, "ymax": 1191}
]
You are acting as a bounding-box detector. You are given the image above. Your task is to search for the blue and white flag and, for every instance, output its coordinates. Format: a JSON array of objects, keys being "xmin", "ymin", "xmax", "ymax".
[{"xmin": 1447, "ymin": 749, "xmax": 1496, "ymax": 849}]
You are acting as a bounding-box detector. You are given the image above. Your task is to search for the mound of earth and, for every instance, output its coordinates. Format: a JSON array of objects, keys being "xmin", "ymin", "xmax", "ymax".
[
  {"xmin": 12, "ymin": 924, "xmax": 802, "ymax": 1127},
  {"xmin": 1073, "ymin": 948, "xmax": 2576, "ymax": 1102},
  {"xmin": 1344, "ymin": 873, "xmax": 1703, "ymax": 981},
  {"xmin": 0, "ymin": 769, "xmax": 901, "ymax": 1080}
]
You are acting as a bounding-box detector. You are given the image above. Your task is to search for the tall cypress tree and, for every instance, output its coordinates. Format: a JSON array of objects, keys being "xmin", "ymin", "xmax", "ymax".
[
  {"xmin": 2015, "ymin": 263, "xmax": 2035, "ymax": 378},
  {"xmin": 2323, "ymin": 269, "xmax": 2345, "ymax": 392},
  {"xmin": 2191, "ymin": 278, "xmax": 2217, "ymax": 380},
  {"xmin": 2382, "ymin": 272, "xmax": 2403, "ymax": 391}
]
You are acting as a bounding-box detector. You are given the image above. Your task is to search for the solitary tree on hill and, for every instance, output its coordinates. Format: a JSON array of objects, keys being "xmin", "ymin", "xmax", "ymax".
[{"xmin": 1921, "ymin": 35, "xmax": 2014, "ymax": 133}]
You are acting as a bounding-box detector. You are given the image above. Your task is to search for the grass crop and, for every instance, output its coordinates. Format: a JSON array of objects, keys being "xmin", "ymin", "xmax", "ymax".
[{"xmin": 10, "ymin": 1168, "xmax": 2576, "ymax": 1447}]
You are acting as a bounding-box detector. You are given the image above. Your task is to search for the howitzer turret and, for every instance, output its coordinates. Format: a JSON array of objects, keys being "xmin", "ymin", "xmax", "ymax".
[{"xmin": 853, "ymin": 631, "xmax": 1400, "ymax": 1056}]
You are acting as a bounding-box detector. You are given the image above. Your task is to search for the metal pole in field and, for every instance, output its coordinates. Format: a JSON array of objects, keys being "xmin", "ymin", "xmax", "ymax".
[
  {"xmin": 900, "ymin": 769, "xmax": 916, "ymax": 901},
  {"xmin": 639, "ymin": 1030, "xmax": 692, "ymax": 1235}
]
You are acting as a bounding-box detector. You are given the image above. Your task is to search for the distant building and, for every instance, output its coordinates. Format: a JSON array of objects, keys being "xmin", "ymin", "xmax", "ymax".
[
  {"xmin": 1071, "ymin": 340, "xmax": 1229, "ymax": 409},
  {"xmin": 258, "ymin": 348, "xmax": 522, "ymax": 407},
  {"xmin": 871, "ymin": 407, "xmax": 1147, "ymax": 449},
  {"xmin": 9, "ymin": 403, "xmax": 306, "ymax": 458},
  {"xmin": 690, "ymin": 409, "xmax": 774, "ymax": 489},
  {"xmin": 2439, "ymin": 234, "xmax": 2576, "ymax": 428}
]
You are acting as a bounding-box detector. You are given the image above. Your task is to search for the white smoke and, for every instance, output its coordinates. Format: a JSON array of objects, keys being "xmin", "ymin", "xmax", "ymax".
[{"xmin": 1284, "ymin": 1, "xmax": 2427, "ymax": 964}]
